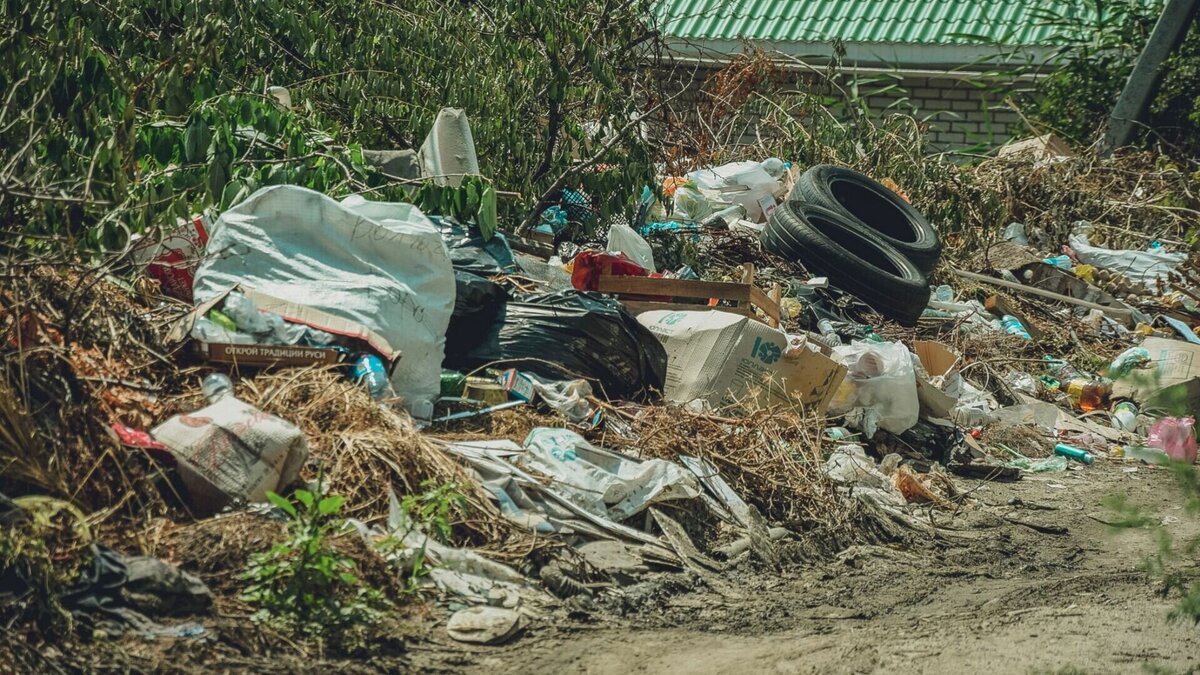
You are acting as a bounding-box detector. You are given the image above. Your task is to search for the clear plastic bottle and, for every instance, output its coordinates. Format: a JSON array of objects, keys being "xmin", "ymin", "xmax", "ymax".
[{"xmin": 201, "ymin": 373, "xmax": 233, "ymax": 403}]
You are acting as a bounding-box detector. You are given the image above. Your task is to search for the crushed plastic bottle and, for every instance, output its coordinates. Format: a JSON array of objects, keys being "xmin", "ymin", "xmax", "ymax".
[
  {"xmin": 933, "ymin": 285, "xmax": 954, "ymax": 303},
  {"xmin": 816, "ymin": 319, "xmax": 842, "ymax": 348},
  {"xmin": 354, "ymin": 354, "xmax": 395, "ymax": 401},
  {"xmin": 1117, "ymin": 445, "xmax": 1169, "ymax": 465},
  {"xmin": 201, "ymin": 373, "xmax": 233, "ymax": 403},
  {"xmin": 1000, "ymin": 315, "xmax": 1031, "ymax": 340},
  {"xmin": 699, "ymin": 203, "xmax": 747, "ymax": 230}
]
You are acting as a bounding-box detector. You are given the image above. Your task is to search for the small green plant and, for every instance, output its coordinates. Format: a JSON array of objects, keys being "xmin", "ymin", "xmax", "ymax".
[
  {"xmin": 241, "ymin": 486, "xmax": 388, "ymax": 638},
  {"xmin": 1105, "ymin": 460, "xmax": 1200, "ymax": 624},
  {"xmin": 376, "ymin": 480, "xmax": 466, "ymax": 592}
]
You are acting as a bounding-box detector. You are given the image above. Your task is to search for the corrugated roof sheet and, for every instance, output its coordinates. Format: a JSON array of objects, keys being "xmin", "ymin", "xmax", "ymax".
[{"xmin": 656, "ymin": 0, "xmax": 1091, "ymax": 46}]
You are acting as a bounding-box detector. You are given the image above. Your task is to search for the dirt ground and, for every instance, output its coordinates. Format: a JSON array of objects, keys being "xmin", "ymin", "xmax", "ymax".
[{"xmin": 413, "ymin": 460, "xmax": 1200, "ymax": 675}]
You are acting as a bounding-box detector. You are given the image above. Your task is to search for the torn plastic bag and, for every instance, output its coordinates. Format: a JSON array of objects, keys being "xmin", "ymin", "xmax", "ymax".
[
  {"xmin": 62, "ymin": 544, "xmax": 211, "ymax": 634},
  {"xmin": 431, "ymin": 215, "xmax": 516, "ymax": 275},
  {"xmin": 518, "ymin": 428, "xmax": 699, "ymax": 521},
  {"xmin": 192, "ymin": 186, "xmax": 455, "ymax": 417},
  {"xmin": 457, "ymin": 290, "xmax": 667, "ymax": 401},
  {"xmin": 1069, "ymin": 225, "xmax": 1186, "ymax": 291},
  {"xmin": 445, "ymin": 271, "xmax": 507, "ymax": 361},
  {"xmin": 829, "ymin": 340, "xmax": 919, "ymax": 435}
]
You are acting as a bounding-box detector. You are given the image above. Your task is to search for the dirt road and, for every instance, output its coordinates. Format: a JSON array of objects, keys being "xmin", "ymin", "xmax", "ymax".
[{"xmin": 424, "ymin": 461, "xmax": 1199, "ymax": 675}]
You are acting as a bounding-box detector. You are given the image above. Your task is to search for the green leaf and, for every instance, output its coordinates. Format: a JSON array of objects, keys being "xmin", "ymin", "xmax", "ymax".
[
  {"xmin": 183, "ymin": 114, "xmax": 211, "ymax": 163},
  {"xmin": 266, "ymin": 492, "xmax": 297, "ymax": 518},
  {"xmin": 478, "ymin": 185, "xmax": 497, "ymax": 241},
  {"xmin": 294, "ymin": 489, "xmax": 315, "ymax": 510},
  {"xmin": 317, "ymin": 495, "xmax": 344, "ymax": 516}
]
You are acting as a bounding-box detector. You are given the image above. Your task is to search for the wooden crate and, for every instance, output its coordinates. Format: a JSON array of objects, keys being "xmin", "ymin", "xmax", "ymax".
[{"xmin": 597, "ymin": 263, "xmax": 782, "ymax": 327}]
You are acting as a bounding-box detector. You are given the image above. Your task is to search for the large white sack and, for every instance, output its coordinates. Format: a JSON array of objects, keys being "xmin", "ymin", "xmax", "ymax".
[{"xmin": 193, "ymin": 186, "xmax": 455, "ymax": 417}]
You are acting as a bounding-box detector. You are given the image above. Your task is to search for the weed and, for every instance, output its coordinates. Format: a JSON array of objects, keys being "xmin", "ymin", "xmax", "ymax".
[{"xmin": 240, "ymin": 484, "xmax": 389, "ymax": 640}]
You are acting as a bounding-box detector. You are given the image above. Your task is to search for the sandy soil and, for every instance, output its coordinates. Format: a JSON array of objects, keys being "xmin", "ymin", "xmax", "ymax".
[{"xmin": 419, "ymin": 460, "xmax": 1200, "ymax": 675}]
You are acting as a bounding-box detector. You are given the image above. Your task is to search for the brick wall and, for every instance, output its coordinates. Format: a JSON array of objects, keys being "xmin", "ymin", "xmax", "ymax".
[
  {"xmin": 866, "ymin": 75, "xmax": 1029, "ymax": 151},
  {"xmin": 656, "ymin": 63, "xmax": 1031, "ymax": 153}
]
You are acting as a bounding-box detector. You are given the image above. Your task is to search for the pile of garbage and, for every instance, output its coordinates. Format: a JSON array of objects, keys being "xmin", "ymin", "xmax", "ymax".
[{"xmin": 3, "ymin": 114, "xmax": 1199, "ymax": 656}]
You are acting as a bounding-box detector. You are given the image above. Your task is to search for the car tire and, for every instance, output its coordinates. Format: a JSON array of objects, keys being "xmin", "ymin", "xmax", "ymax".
[
  {"xmin": 793, "ymin": 165, "xmax": 941, "ymax": 274},
  {"xmin": 764, "ymin": 202, "xmax": 929, "ymax": 326}
]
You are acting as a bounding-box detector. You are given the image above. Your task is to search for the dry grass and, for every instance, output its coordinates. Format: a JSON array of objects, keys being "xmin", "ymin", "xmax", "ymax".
[{"xmin": 626, "ymin": 404, "xmax": 852, "ymax": 536}]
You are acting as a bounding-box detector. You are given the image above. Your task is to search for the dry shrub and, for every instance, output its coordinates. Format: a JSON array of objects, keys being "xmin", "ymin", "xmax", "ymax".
[
  {"xmin": 969, "ymin": 148, "xmax": 1199, "ymax": 250},
  {"xmin": 0, "ymin": 264, "xmax": 193, "ymax": 514}
]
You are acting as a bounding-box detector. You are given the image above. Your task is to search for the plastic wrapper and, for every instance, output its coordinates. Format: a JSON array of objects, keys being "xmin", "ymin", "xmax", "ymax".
[
  {"xmin": 1148, "ymin": 416, "xmax": 1197, "ymax": 464},
  {"xmin": 455, "ymin": 290, "xmax": 667, "ymax": 401},
  {"xmin": 569, "ymin": 250, "xmax": 648, "ymax": 292}
]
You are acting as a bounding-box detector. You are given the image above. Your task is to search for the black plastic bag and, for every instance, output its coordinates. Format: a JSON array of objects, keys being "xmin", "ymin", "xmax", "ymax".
[
  {"xmin": 445, "ymin": 270, "xmax": 508, "ymax": 360},
  {"xmin": 458, "ymin": 290, "xmax": 666, "ymax": 401},
  {"xmin": 430, "ymin": 215, "xmax": 517, "ymax": 275}
]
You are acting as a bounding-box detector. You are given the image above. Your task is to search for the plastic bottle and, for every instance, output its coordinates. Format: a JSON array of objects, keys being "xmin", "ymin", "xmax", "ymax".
[
  {"xmin": 699, "ymin": 203, "xmax": 747, "ymax": 230},
  {"xmin": 201, "ymin": 373, "xmax": 234, "ymax": 403},
  {"xmin": 354, "ymin": 354, "xmax": 394, "ymax": 400},
  {"xmin": 1044, "ymin": 356, "xmax": 1083, "ymax": 381},
  {"xmin": 1065, "ymin": 377, "xmax": 1111, "ymax": 412},
  {"xmin": 1054, "ymin": 443, "xmax": 1095, "ymax": 465},
  {"xmin": 1111, "ymin": 401, "xmax": 1139, "ymax": 432},
  {"xmin": 1000, "ymin": 315, "xmax": 1031, "ymax": 340},
  {"xmin": 861, "ymin": 326, "xmax": 885, "ymax": 343},
  {"xmin": 816, "ymin": 319, "xmax": 842, "ymax": 347},
  {"xmin": 1118, "ymin": 445, "xmax": 1170, "ymax": 465}
]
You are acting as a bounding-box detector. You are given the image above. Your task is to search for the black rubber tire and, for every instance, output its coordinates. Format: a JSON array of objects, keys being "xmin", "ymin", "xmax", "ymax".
[
  {"xmin": 763, "ymin": 202, "xmax": 929, "ymax": 326},
  {"xmin": 793, "ymin": 165, "xmax": 942, "ymax": 274}
]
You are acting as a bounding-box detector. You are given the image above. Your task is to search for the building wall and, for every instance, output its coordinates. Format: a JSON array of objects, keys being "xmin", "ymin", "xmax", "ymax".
[
  {"xmin": 656, "ymin": 63, "xmax": 1031, "ymax": 153},
  {"xmin": 866, "ymin": 75, "xmax": 1028, "ymax": 151}
]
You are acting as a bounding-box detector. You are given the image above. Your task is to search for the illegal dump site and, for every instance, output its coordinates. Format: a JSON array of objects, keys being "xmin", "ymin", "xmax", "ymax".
[{"xmin": 4, "ymin": 2, "xmax": 1200, "ymax": 673}]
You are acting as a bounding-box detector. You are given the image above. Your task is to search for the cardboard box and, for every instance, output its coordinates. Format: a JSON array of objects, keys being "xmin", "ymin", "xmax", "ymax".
[
  {"xmin": 170, "ymin": 285, "xmax": 399, "ymax": 368},
  {"xmin": 912, "ymin": 341, "xmax": 964, "ymax": 420},
  {"xmin": 500, "ymin": 369, "xmax": 537, "ymax": 402},
  {"xmin": 200, "ymin": 342, "xmax": 344, "ymax": 368},
  {"xmin": 637, "ymin": 310, "xmax": 845, "ymax": 413},
  {"xmin": 1113, "ymin": 337, "xmax": 1200, "ymax": 402}
]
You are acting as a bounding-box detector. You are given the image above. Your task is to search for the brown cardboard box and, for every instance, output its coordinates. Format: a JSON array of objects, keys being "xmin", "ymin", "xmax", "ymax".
[{"xmin": 171, "ymin": 285, "xmax": 399, "ymax": 368}]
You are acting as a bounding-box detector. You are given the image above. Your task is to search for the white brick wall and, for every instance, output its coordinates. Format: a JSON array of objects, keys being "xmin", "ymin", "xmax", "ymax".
[{"xmin": 655, "ymin": 66, "xmax": 1026, "ymax": 152}]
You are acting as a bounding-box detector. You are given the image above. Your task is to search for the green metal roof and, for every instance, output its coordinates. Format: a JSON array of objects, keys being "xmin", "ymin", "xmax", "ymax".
[{"xmin": 656, "ymin": 0, "xmax": 1084, "ymax": 47}]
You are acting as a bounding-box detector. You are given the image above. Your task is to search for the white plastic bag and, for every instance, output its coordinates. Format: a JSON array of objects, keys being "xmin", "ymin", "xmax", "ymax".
[
  {"xmin": 606, "ymin": 222, "xmax": 656, "ymax": 272},
  {"xmin": 193, "ymin": 186, "xmax": 455, "ymax": 418},
  {"xmin": 829, "ymin": 340, "xmax": 919, "ymax": 435},
  {"xmin": 1069, "ymin": 225, "xmax": 1185, "ymax": 290},
  {"xmin": 518, "ymin": 428, "xmax": 699, "ymax": 521},
  {"xmin": 689, "ymin": 161, "xmax": 782, "ymax": 222}
]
